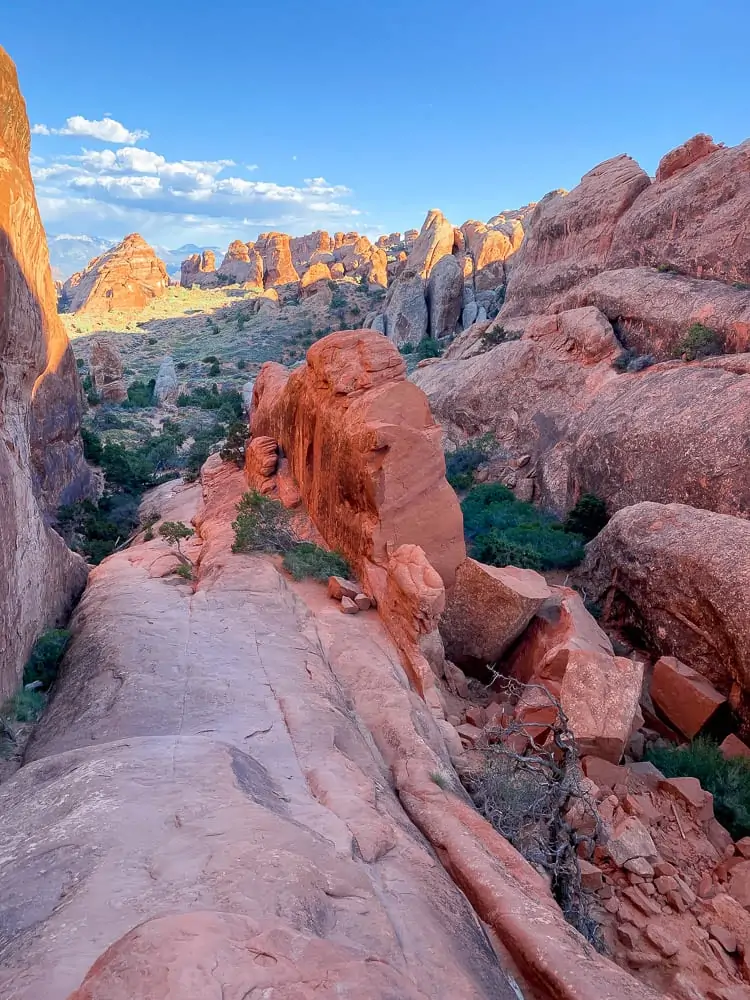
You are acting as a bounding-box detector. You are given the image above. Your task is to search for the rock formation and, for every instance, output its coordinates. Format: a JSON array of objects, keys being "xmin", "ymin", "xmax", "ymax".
[
  {"xmin": 290, "ymin": 230, "xmax": 332, "ymax": 271},
  {"xmin": 61, "ymin": 233, "xmax": 169, "ymax": 313},
  {"xmin": 90, "ymin": 338, "xmax": 127, "ymax": 403},
  {"xmin": 254, "ymin": 232, "xmax": 300, "ymax": 287},
  {"xmin": 332, "ymin": 235, "xmax": 387, "ymax": 287},
  {"xmin": 299, "ymin": 261, "xmax": 332, "ymax": 296},
  {"xmin": 414, "ymin": 310, "xmax": 750, "ymax": 517},
  {"xmin": 180, "ymin": 248, "xmax": 217, "ymax": 287},
  {"xmin": 216, "ymin": 240, "xmax": 263, "ymax": 286},
  {"xmin": 578, "ymin": 502, "xmax": 750, "ymax": 725},
  {"xmin": 427, "ymin": 253, "xmax": 464, "ymax": 338},
  {"xmin": 153, "ymin": 356, "xmax": 178, "ymax": 405},
  {"xmin": 0, "ymin": 45, "xmax": 91, "ymax": 701},
  {"xmin": 251, "ymin": 330, "xmax": 465, "ymax": 587},
  {"xmin": 384, "ymin": 269, "xmax": 429, "ymax": 345}
]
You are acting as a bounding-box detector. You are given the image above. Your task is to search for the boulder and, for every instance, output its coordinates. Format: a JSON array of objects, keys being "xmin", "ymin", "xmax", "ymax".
[
  {"xmin": 254, "ymin": 232, "xmax": 299, "ymax": 287},
  {"xmin": 61, "ymin": 233, "xmax": 169, "ymax": 313},
  {"xmin": 650, "ymin": 656, "xmax": 727, "ymax": 738},
  {"xmin": 578, "ymin": 502, "xmax": 750, "ymax": 725},
  {"xmin": 251, "ymin": 330, "xmax": 465, "ymax": 588},
  {"xmin": 440, "ymin": 559, "xmax": 551, "ymax": 668},
  {"xmin": 244, "ymin": 436, "xmax": 278, "ymax": 493},
  {"xmin": 217, "ymin": 240, "xmax": 263, "ymax": 285},
  {"xmin": 721, "ymin": 734, "xmax": 750, "ymax": 761},
  {"xmin": 153, "ymin": 356, "xmax": 178, "ymax": 406},
  {"xmin": 90, "ymin": 338, "xmax": 127, "ymax": 403},
  {"xmin": 334, "ymin": 236, "xmax": 387, "ymax": 287},
  {"xmin": 327, "ymin": 576, "xmax": 359, "ymax": 601},
  {"xmin": 299, "ymin": 261, "xmax": 332, "ymax": 296},
  {"xmin": 0, "ymin": 45, "xmax": 91, "ymax": 699},
  {"xmin": 427, "ymin": 253, "xmax": 463, "ymax": 338},
  {"xmin": 607, "ymin": 817, "xmax": 658, "ymax": 867},
  {"xmin": 384, "ymin": 270, "xmax": 428, "ymax": 347}
]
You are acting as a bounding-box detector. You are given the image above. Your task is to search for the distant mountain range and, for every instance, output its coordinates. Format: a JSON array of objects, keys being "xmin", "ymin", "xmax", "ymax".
[{"xmin": 47, "ymin": 234, "xmax": 223, "ymax": 280}]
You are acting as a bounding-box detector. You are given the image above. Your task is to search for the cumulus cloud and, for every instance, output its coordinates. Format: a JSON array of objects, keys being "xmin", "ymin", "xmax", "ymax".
[{"xmin": 31, "ymin": 115, "xmax": 149, "ymax": 143}]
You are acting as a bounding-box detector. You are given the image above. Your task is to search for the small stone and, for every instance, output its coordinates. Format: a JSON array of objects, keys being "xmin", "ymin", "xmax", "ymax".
[
  {"xmin": 579, "ymin": 860, "xmax": 603, "ymax": 891},
  {"xmin": 340, "ymin": 596, "xmax": 360, "ymax": 615},
  {"xmin": 598, "ymin": 884, "xmax": 614, "ymax": 899},
  {"xmin": 674, "ymin": 875, "xmax": 696, "ymax": 905},
  {"xmin": 653, "ymin": 861, "xmax": 678, "ymax": 878},
  {"xmin": 604, "ymin": 896, "xmax": 620, "ymax": 914},
  {"xmin": 709, "ymin": 924, "xmax": 737, "ymax": 953},
  {"xmin": 659, "ymin": 776, "xmax": 713, "ymax": 819},
  {"xmin": 623, "ymin": 885, "xmax": 662, "ymax": 916},
  {"xmin": 642, "ymin": 883, "xmax": 656, "ymax": 896},
  {"xmin": 617, "ymin": 923, "xmax": 641, "ymax": 949},
  {"xmin": 607, "ymin": 816, "xmax": 658, "ymax": 867},
  {"xmin": 645, "ymin": 921, "xmax": 680, "ymax": 957},
  {"xmin": 666, "ymin": 889, "xmax": 687, "ymax": 913},
  {"xmin": 353, "ymin": 593, "xmax": 371, "ymax": 611},
  {"xmin": 465, "ymin": 705, "xmax": 487, "ymax": 729},
  {"xmin": 697, "ymin": 875, "xmax": 716, "ymax": 899},
  {"xmin": 328, "ymin": 576, "xmax": 359, "ymax": 601},
  {"xmin": 625, "ymin": 857, "xmax": 655, "ymax": 877},
  {"xmin": 736, "ymin": 837, "xmax": 750, "ymax": 859},
  {"xmin": 655, "ymin": 875, "xmax": 679, "ymax": 895},
  {"xmin": 456, "ymin": 723, "xmax": 482, "ymax": 747},
  {"xmin": 720, "ymin": 734, "xmax": 750, "ymax": 761},
  {"xmin": 628, "ymin": 873, "xmax": 644, "ymax": 885}
]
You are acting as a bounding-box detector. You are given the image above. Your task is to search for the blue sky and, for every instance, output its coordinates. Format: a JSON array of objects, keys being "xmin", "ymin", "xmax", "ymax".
[{"xmin": 4, "ymin": 0, "xmax": 749, "ymax": 248}]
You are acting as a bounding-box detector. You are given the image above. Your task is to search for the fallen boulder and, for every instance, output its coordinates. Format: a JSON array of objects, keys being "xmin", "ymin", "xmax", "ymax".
[{"xmin": 650, "ymin": 655, "xmax": 727, "ymax": 738}]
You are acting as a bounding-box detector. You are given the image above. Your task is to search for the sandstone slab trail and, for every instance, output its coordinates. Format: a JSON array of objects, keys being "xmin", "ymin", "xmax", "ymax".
[
  {"xmin": 0, "ymin": 462, "xmax": 517, "ymax": 1000},
  {"xmin": 0, "ymin": 459, "xmax": 662, "ymax": 1000}
]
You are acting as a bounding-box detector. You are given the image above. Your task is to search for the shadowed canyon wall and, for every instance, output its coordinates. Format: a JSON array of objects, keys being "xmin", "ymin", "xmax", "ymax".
[{"xmin": 0, "ymin": 46, "xmax": 92, "ymax": 700}]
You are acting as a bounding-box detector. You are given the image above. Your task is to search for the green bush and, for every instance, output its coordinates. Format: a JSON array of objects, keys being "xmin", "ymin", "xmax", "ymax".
[
  {"xmin": 232, "ymin": 491, "xmax": 295, "ymax": 554},
  {"xmin": 100, "ymin": 442, "xmax": 154, "ymax": 492},
  {"xmin": 124, "ymin": 378, "xmax": 156, "ymax": 408},
  {"xmin": 177, "ymin": 386, "xmax": 243, "ymax": 417},
  {"xmin": 563, "ymin": 494, "xmax": 609, "ymax": 541},
  {"xmin": 81, "ymin": 427, "xmax": 103, "ymax": 464},
  {"xmin": 445, "ymin": 434, "xmax": 497, "ymax": 491},
  {"xmin": 648, "ymin": 738, "xmax": 750, "ymax": 840},
  {"xmin": 82, "ymin": 374, "xmax": 101, "ymax": 406},
  {"xmin": 208, "ymin": 362, "xmax": 221, "ymax": 376},
  {"xmin": 202, "ymin": 355, "xmax": 218, "ymax": 364},
  {"xmin": 282, "ymin": 543, "xmax": 350, "ymax": 581},
  {"xmin": 76, "ymin": 357, "xmax": 85, "ymax": 368},
  {"xmin": 462, "ymin": 483, "xmax": 586, "ymax": 571},
  {"xmin": 219, "ymin": 420, "xmax": 248, "ymax": 467},
  {"xmin": 237, "ymin": 358, "xmax": 246, "ymax": 370},
  {"xmin": 414, "ymin": 337, "xmax": 442, "ymax": 360},
  {"xmin": 481, "ymin": 325, "xmax": 521, "ymax": 351},
  {"xmin": 673, "ymin": 323, "xmax": 725, "ymax": 361},
  {"xmin": 23, "ymin": 629, "xmax": 71, "ymax": 690},
  {"xmin": 4, "ymin": 688, "xmax": 47, "ymax": 723}
]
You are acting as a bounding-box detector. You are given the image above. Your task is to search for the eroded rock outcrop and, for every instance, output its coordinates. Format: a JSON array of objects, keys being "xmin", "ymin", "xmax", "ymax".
[
  {"xmin": 61, "ymin": 233, "xmax": 169, "ymax": 313},
  {"xmin": 255, "ymin": 231, "xmax": 300, "ymax": 287},
  {"xmin": 90, "ymin": 338, "xmax": 127, "ymax": 403},
  {"xmin": 180, "ymin": 248, "xmax": 217, "ymax": 287},
  {"xmin": 290, "ymin": 230, "xmax": 332, "ymax": 271},
  {"xmin": 251, "ymin": 330, "xmax": 465, "ymax": 588},
  {"xmin": 407, "ymin": 209, "xmax": 457, "ymax": 278},
  {"xmin": 384, "ymin": 268, "xmax": 429, "ymax": 345},
  {"xmin": 577, "ymin": 502, "xmax": 750, "ymax": 727},
  {"xmin": 153, "ymin": 355, "xmax": 178, "ymax": 405},
  {"xmin": 216, "ymin": 239, "xmax": 264, "ymax": 286},
  {"xmin": 0, "ymin": 45, "xmax": 91, "ymax": 700}
]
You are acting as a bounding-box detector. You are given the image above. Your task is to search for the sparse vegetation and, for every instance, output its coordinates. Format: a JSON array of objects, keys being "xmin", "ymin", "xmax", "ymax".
[
  {"xmin": 462, "ymin": 483, "xmax": 586, "ymax": 571},
  {"xmin": 481, "ymin": 325, "xmax": 521, "ymax": 351},
  {"xmin": 563, "ymin": 494, "xmax": 609, "ymax": 541},
  {"xmin": 648, "ymin": 737, "xmax": 750, "ymax": 840},
  {"xmin": 673, "ymin": 323, "xmax": 725, "ymax": 361},
  {"xmin": 656, "ymin": 262, "xmax": 681, "ymax": 274},
  {"xmin": 124, "ymin": 378, "xmax": 156, "ymax": 408},
  {"xmin": 219, "ymin": 420, "xmax": 248, "ymax": 467},
  {"xmin": 445, "ymin": 434, "xmax": 497, "ymax": 491},
  {"xmin": 23, "ymin": 628, "xmax": 71, "ymax": 690},
  {"xmin": 159, "ymin": 521, "xmax": 196, "ymax": 579},
  {"xmin": 414, "ymin": 336, "xmax": 442, "ymax": 360},
  {"xmin": 282, "ymin": 543, "xmax": 350, "ymax": 581}
]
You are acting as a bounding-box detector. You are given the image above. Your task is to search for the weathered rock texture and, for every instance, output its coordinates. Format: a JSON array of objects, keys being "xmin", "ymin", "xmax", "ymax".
[
  {"xmin": 414, "ymin": 311, "xmax": 750, "ymax": 517},
  {"xmin": 217, "ymin": 239, "xmax": 263, "ymax": 285},
  {"xmin": 61, "ymin": 233, "xmax": 169, "ymax": 313},
  {"xmin": 0, "ymin": 45, "xmax": 91, "ymax": 700},
  {"xmin": 290, "ymin": 229, "xmax": 332, "ymax": 270},
  {"xmin": 254, "ymin": 231, "xmax": 300, "ymax": 287},
  {"xmin": 0, "ymin": 462, "xmax": 659, "ymax": 1000},
  {"xmin": 500, "ymin": 135, "xmax": 750, "ymax": 355},
  {"xmin": 153, "ymin": 356, "xmax": 178, "ymax": 405},
  {"xmin": 251, "ymin": 330, "xmax": 465, "ymax": 588},
  {"xmin": 180, "ymin": 249, "xmax": 217, "ymax": 287},
  {"xmin": 578, "ymin": 502, "xmax": 750, "ymax": 726},
  {"xmin": 90, "ymin": 338, "xmax": 127, "ymax": 403},
  {"xmin": 384, "ymin": 268, "xmax": 428, "ymax": 346}
]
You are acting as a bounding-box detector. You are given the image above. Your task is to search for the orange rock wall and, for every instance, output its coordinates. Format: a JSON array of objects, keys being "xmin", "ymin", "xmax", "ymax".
[{"xmin": 251, "ymin": 330, "xmax": 466, "ymax": 588}]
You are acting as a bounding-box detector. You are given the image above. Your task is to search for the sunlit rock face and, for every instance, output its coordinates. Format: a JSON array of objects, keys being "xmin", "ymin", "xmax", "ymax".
[{"xmin": 61, "ymin": 233, "xmax": 169, "ymax": 313}]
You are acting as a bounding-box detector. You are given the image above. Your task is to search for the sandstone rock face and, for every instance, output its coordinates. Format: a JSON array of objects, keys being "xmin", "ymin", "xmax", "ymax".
[
  {"xmin": 578, "ymin": 502, "xmax": 750, "ymax": 724},
  {"xmin": 655, "ymin": 133, "xmax": 721, "ymax": 182},
  {"xmin": 290, "ymin": 229, "xmax": 332, "ymax": 271},
  {"xmin": 414, "ymin": 314, "xmax": 750, "ymax": 516},
  {"xmin": 384, "ymin": 269, "xmax": 428, "ymax": 346},
  {"xmin": 0, "ymin": 468, "xmax": 518, "ymax": 1000},
  {"xmin": 441, "ymin": 559, "xmax": 551, "ymax": 668},
  {"xmin": 254, "ymin": 232, "xmax": 299, "ymax": 287},
  {"xmin": 0, "ymin": 45, "xmax": 91, "ymax": 700},
  {"xmin": 407, "ymin": 209, "xmax": 457, "ymax": 278},
  {"xmin": 299, "ymin": 261, "xmax": 332, "ymax": 296},
  {"xmin": 180, "ymin": 249, "xmax": 217, "ymax": 287},
  {"xmin": 333, "ymin": 235, "xmax": 387, "ymax": 287},
  {"xmin": 427, "ymin": 253, "xmax": 463, "ymax": 338},
  {"xmin": 153, "ymin": 356, "xmax": 178, "ymax": 405},
  {"xmin": 461, "ymin": 220, "xmax": 517, "ymax": 291},
  {"xmin": 251, "ymin": 330, "xmax": 465, "ymax": 588},
  {"xmin": 61, "ymin": 233, "xmax": 169, "ymax": 313},
  {"xmin": 501, "ymin": 155, "xmax": 651, "ymax": 319},
  {"xmin": 216, "ymin": 240, "xmax": 263, "ymax": 285},
  {"xmin": 90, "ymin": 338, "xmax": 127, "ymax": 403}
]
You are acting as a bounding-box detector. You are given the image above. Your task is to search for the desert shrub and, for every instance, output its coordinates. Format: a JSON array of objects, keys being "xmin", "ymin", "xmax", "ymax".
[
  {"xmin": 462, "ymin": 483, "xmax": 586, "ymax": 571},
  {"xmin": 648, "ymin": 737, "xmax": 750, "ymax": 840},
  {"xmin": 23, "ymin": 629, "xmax": 71, "ymax": 690},
  {"xmin": 563, "ymin": 494, "xmax": 609, "ymax": 541},
  {"xmin": 82, "ymin": 374, "xmax": 100, "ymax": 406},
  {"xmin": 148, "ymin": 337, "xmax": 157, "ymax": 345},
  {"xmin": 282, "ymin": 543, "xmax": 350, "ymax": 581},
  {"xmin": 173, "ymin": 563, "xmax": 193, "ymax": 580},
  {"xmin": 467, "ymin": 677, "xmax": 602, "ymax": 946},
  {"xmin": 330, "ymin": 293, "xmax": 347, "ymax": 310},
  {"xmin": 177, "ymin": 386, "xmax": 243, "ymax": 417},
  {"xmin": 673, "ymin": 323, "xmax": 725, "ymax": 361},
  {"xmin": 481, "ymin": 325, "xmax": 521, "ymax": 351},
  {"xmin": 176, "ymin": 360, "xmax": 188, "ymax": 371},
  {"xmin": 445, "ymin": 434, "xmax": 497, "ymax": 491},
  {"xmin": 81, "ymin": 427, "xmax": 103, "ymax": 464},
  {"xmin": 100, "ymin": 442, "xmax": 154, "ymax": 492},
  {"xmin": 182, "ymin": 421, "xmax": 226, "ymax": 482},
  {"xmin": 656, "ymin": 262, "xmax": 680, "ymax": 274},
  {"xmin": 208, "ymin": 362, "xmax": 221, "ymax": 376},
  {"xmin": 414, "ymin": 336, "xmax": 442, "ymax": 360},
  {"xmin": 124, "ymin": 378, "xmax": 156, "ymax": 408},
  {"xmin": 76, "ymin": 357, "xmax": 85, "ymax": 368},
  {"xmin": 219, "ymin": 420, "xmax": 248, "ymax": 467},
  {"xmin": 159, "ymin": 520, "xmax": 194, "ymax": 551},
  {"xmin": 232, "ymin": 490, "xmax": 296, "ymax": 553},
  {"xmin": 7, "ymin": 688, "xmax": 47, "ymax": 723},
  {"xmin": 237, "ymin": 358, "xmax": 246, "ymax": 370},
  {"xmin": 733, "ymin": 282, "xmax": 750, "ymax": 291}
]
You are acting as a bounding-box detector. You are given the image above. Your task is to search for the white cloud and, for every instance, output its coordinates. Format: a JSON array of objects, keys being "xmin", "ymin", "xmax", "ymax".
[{"xmin": 31, "ymin": 115, "xmax": 149, "ymax": 144}]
